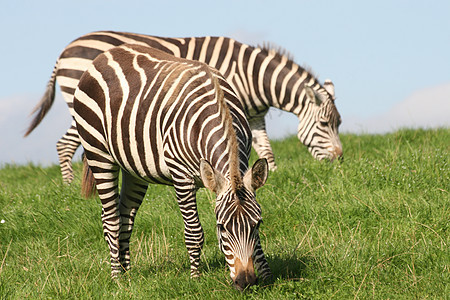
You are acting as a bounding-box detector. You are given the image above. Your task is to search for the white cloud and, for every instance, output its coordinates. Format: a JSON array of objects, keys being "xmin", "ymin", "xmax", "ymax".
[
  {"xmin": 384, "ymin": 83, "xmax": 449, "ymax": 127},
  {"xmin": 341, "ymin": 82, "xmax": 450, "ymax": 134}
]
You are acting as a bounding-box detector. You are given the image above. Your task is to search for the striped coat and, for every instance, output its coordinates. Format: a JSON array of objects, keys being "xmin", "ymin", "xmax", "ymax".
[
  {"xmin": 73, "ymin": 44, "xmax": 270, "ymax": 289},
  {"xmin": 26, "ymin": 31, "xmax": 342, "ymax": 184}
]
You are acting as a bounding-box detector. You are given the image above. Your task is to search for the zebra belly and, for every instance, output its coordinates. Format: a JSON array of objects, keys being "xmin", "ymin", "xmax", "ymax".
[{"xmin": 107, "ymin": 133, "xmax": 173, "ymax": 185}]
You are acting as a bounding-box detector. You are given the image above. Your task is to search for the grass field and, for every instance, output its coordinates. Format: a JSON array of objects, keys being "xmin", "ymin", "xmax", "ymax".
[{"xmin": 0, "ymin": 128, "xmax": 448, "ymax": 299}]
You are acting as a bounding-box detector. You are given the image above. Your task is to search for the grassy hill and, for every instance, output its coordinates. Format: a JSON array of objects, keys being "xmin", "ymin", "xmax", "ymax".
[{"xmin": 0, "ymin": 128, "xmax": 448, "ymax": 299}]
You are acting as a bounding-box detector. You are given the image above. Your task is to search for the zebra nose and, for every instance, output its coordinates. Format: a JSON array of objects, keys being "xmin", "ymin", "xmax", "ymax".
[
  {"xmin": 327, "ymin": 146, "xmax": 343, "ymax": 162},
  {"xmin": 234, "ymin": 270, "xmax": 257, "ymax": 291},
  {"xmin": 233, "ymin": 257, "xmax": 257, "ymax": 291},
  {"xmin": 334, "ymin": 146, "xmax": 343, "ymax": 159}
]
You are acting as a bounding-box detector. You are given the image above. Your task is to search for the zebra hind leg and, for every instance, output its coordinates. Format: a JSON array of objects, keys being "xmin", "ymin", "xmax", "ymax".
[
  {"xmin": 118, "ymin": 172, "xmax": 149, "ymax": 272},
  {"xmin": 56, "ymin": 122, "xmax": 81, "ymax": 184},
  {"xmin": 249, "ymin": 117, "xmax": 277, "ymax": 171},
  {"xmin": 86, "ymin": 161, "xmax": 121, "ymax": 277}
]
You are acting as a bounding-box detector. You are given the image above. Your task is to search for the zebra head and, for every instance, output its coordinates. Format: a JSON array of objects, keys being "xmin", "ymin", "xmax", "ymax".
[
  {"xmin": 200, "ymin": 158, "xmax": 268, "ymax": 290},
  {"xmin": 298, "ymin": 80, "xmax": 343, "ymax": 161}
]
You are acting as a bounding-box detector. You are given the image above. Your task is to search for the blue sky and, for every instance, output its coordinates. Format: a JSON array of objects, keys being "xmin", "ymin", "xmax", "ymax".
[{"xmin": 1, "ymin": 0, "xmax": 449, "ymax": 165}]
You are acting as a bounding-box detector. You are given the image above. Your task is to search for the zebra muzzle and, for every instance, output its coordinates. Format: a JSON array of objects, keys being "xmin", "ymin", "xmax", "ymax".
[{"xmin": 232, "ymin": 257, "xmax": 257, "ymax": 291}]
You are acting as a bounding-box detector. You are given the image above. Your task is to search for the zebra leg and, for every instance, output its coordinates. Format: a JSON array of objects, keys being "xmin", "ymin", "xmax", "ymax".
[
  {"xmin": 56, "ymin": 121, "xmax": 81, "ymax": 184},
  {"xmin": 249, "ymin": 117, "xmax": 277, "ymax": 171},
  {"xmin": 118, "ymin": 171, "xmax": 148, "ymax": 271},
  {"xmin": 253, "ymin": 235, "xmax": 272, "ymax": 281},
  {"xmin": 88, "ymin": 162, "xmax": 122, "ymax": 277},
  {"xmin": 174, "ymin": 181, "xmax": 204, "ymax": 278}
]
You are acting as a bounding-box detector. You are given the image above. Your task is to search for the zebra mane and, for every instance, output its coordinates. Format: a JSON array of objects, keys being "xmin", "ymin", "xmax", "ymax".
[
  {"xmin": 258, "ymin": 42, "xmax": 294, "ymax": 61},
  {"xmin": 212, "ymin": 75, "xmax": 242, "ymax": 191},
  {"xmin": 258, "ymin": 43, "xmax": 320, "ymax": 79}
]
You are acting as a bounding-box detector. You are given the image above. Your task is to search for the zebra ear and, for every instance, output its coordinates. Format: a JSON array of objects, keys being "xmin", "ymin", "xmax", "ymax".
[
  {"xmin": 244, "ymin": 158, "xmax": 269, "ymax": 192},
  {"xmin": 305, "ymin": 86, "xmax": 322, "ymax": 106},
  {"xmin": 323, "ymin": 79, "xmax": 335, "ymax": 98},
  {"xmin": 200, "ymin": 159, "xmax": 226, "ymax": 194}
]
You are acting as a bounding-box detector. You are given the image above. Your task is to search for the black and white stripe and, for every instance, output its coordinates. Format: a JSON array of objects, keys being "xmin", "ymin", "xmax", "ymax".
[
  {"xmin": 26, "ymin": 30, "xmax": 342, "ymax": 183},
  {"xmin": 73, "ymin": 44, "xmax": 270, "ymax": 289}
]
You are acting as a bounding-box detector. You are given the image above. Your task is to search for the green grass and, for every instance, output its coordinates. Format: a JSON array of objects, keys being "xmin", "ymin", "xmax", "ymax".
[{"xmin": 0, "ymin": 128, "xmax": 448, "ymax": 299}]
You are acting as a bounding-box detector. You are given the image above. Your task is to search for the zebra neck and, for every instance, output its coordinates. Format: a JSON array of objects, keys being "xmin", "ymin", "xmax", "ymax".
[{"xmin": 236, "ymin": 46, "xmax": 323, "ymax": 116}]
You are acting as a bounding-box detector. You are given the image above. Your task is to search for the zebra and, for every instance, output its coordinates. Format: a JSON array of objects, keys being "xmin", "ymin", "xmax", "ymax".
[
  {"xmin": 73, "ymin": 43, "xmax": 271, "ymax": 290},
  {"xmin": 25, "ymin": 30, "xmax": 342, "ymax": 184}
]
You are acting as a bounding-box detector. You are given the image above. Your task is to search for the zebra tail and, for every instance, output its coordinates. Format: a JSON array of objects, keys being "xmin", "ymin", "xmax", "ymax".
[
  {"xmin": 81, "ymin": 154, "xmax": 97, "ymax": 198},
  {"xmin": 24, "ymin": 61, "xmax": 58, "ymax": 137}
]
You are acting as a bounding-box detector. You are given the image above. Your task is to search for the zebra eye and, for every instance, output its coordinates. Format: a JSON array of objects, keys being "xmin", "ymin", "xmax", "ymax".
[
  {"xmin": 217, "ymin": 224, "xmax": 225, "ymax": 233},
  {"xmin": 320, "ymin": 121, "xmax": 328, "ymax": 127}
]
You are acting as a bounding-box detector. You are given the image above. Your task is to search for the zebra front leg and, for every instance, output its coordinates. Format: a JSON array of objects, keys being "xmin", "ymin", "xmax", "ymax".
[
  {"xmin": 56, "ymin": 121, "xmax": 81, "ymax": 184},
  {"xmin": 118, "ymin": 171, "xmax": 148, "ymax": 271},
  {"xmin": 174, "ymin": 182, "xmax": 204, "ymax": 278},
  {"xmin": 249, "ymin": 117, "xmax": 277, "ymax": 171}
]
